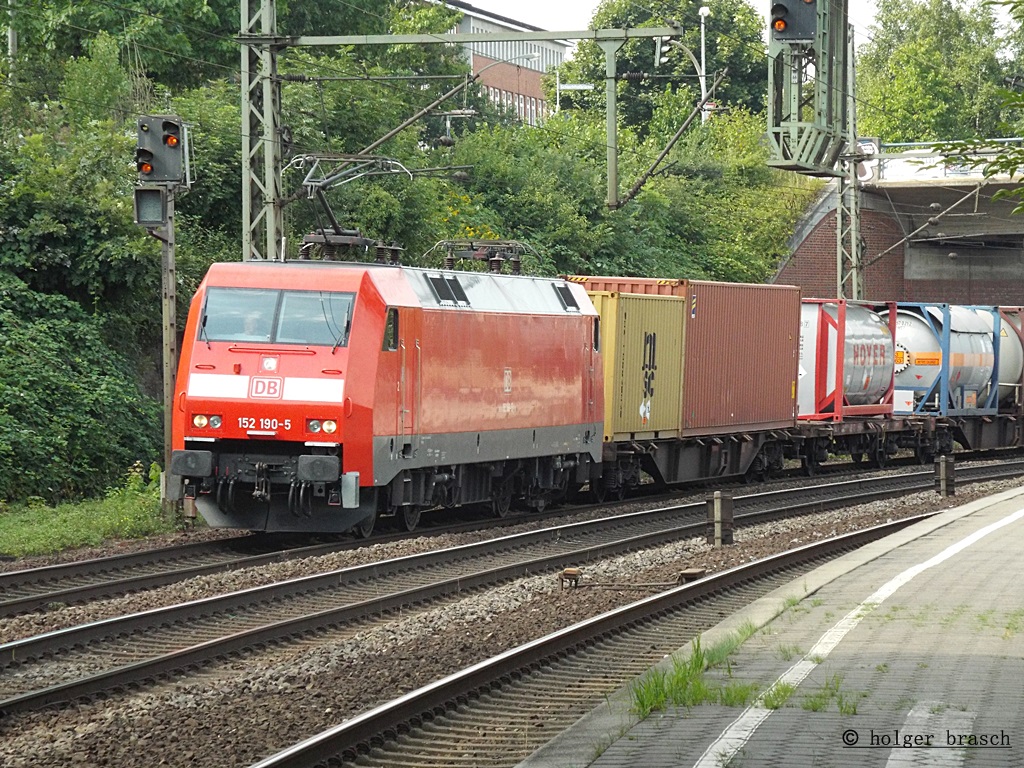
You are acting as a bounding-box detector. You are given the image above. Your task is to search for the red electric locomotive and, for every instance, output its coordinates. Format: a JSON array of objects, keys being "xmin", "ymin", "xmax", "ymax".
[{"xmin": 171, "ymin": 261, "xmax": 602, "ymax": 534}]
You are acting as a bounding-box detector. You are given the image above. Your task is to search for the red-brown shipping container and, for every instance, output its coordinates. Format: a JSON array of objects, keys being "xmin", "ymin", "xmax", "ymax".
[{"xmin": 568, "ymin": 276, "xmax": 801, "ymax": 435}]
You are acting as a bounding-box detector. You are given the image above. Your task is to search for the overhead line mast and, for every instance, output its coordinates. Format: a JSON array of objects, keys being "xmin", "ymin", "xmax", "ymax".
[{"xmin": 767, "ymin": 1, "xmax": 862, "ymax": 299}]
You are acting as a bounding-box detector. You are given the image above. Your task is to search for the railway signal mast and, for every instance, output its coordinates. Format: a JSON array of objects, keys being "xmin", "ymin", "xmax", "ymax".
[
  {"xmin": 133, "ymin": 115, "xmax": 191, "ymax": 509},
  {"xmin": 766, "ymin": 1, "xmax": 862, "ymax": 299}
]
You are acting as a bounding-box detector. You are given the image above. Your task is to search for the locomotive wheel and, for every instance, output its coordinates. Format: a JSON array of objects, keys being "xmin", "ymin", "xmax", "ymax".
[
  {"xmin": 492, "ymin": 481, "xmax": 513, "ymax": 518},
  {"xmin": 400, "ymin": 505, "xmax": 421, "ymax": 531},
  {"xmin": 353, "ymin": 511, "xmax": 376, "ymax": 538}
]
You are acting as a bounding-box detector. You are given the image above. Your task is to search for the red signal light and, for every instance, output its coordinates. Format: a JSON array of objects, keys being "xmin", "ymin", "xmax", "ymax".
[
  {"xmin": 139, "ymin": 161, "xmax": 153, "ymax": 174},
  {"xmin": 772, "ymin": 18, "xmax": 787, "ymax": 32},
  {"xmin": 164, "ymin": 134, "xmax": 179, "ymax": 148}
]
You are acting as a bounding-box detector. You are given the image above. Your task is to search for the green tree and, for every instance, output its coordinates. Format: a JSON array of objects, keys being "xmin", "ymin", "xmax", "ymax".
[
  {"xmin": 552, "ymin": 0, "xmax": 766, "ymax": 136},
  {"xmin": 857, "ymin": 0, "xmax": 1005, "ymax": 141},
  {"xmin": 4, "ymin": 0, "xmax": 393, "ymax": 96},
  {"xmin": 936, "ymin": 1, "xmax": 1024, "ymax": 210}
]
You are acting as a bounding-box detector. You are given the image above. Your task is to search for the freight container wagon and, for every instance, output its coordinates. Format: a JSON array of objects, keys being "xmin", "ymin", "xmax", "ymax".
[{"xmin": 571, "ymin": 276, "xmax": 801, "ymax": 491}]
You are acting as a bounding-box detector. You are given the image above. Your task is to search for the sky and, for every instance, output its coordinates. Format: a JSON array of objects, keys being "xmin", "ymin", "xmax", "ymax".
[{"xmin": 465, "ymin": 1, "xmax": 880, "ymax": 43}]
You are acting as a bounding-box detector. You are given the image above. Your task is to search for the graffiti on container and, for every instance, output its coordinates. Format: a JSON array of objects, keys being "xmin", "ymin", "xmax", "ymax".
[{"xmin": 640, "ymin": 331, "xmax": 656, "ymax": 425}]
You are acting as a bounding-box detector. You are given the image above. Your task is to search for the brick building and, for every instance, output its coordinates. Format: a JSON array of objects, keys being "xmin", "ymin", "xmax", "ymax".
[{"xmin": 441, "ymin": 0, "xmax": 571, "ymax": 125}]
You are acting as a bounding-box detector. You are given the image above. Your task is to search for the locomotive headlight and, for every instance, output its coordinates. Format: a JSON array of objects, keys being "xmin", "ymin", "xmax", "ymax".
[
  {"xmin": 307, "ymin": 419, "xmax": 321, "ymax": 433},
  {"xmin": 322, "ymin": 420, "xmax": 337, "ymax": 434},
  {"xmin": 193, "ymin": 414, "xmax": 209, "ymax": 428},
  {"xmin": 209, "ymin": 415, "xmax": 223, "ymax": 429}
]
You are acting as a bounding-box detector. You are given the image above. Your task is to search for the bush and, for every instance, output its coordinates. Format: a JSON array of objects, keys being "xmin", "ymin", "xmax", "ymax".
[
  {"xmin": 0, "ymin": 274, "xmax": 162, "ymax": 503},
  {"xmin": 0, "ymin": 463, "xmax": 173, "ymax": 557}
]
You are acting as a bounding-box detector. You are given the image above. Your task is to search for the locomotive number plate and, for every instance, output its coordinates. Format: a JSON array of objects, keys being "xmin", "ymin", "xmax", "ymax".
[{"xmin": 238, "ymin": 417, "xmax": 292, "ymax": 430}]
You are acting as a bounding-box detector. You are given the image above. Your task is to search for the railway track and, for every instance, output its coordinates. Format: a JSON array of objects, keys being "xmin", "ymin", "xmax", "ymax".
[
  {"xmin": 0, "ymin": 509, "xmax": 606, "ymax": 617},
  {"xmin": 4, "ymin": 456, "xmax": 1015, "ymax": 620},
  {"xmin": 2, "ymin": 460, "xmax": 1018, "ymax": 720},
  {"xmin": 251, "ymin": 518, "xmax": 922, "ymax": 768},
  {"xmin": 0, "ymin": 535, "xmax": 354, "ymax": 617}
]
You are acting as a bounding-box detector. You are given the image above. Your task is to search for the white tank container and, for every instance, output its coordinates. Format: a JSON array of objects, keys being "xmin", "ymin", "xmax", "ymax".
[
  {"xmin": 883, "ymin": 306, "xmax": 994, "ymax": 411},
  {"xmin": 976, "ymin": 309, "xmax": 1024, "ymax": 405},
  {"xmin": 798, "ymin": 302, "xmax": 894, "ymax": 417}
]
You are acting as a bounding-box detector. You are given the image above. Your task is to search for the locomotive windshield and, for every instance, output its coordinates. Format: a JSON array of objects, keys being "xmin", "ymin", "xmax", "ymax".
[{"xmin": 200, "ymin": 287, "xmax": 355, "ymax": 347}]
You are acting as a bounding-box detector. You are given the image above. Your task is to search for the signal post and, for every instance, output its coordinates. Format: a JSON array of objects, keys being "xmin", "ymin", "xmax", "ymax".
[{"xmin": 133, "ymin": 115, "xmax": 189, "ymax": 512}]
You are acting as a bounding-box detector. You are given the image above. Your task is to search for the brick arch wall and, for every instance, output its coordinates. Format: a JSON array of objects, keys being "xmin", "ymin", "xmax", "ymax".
[{"xmin": 776, "ymin": 208, "xmax": 905, "ymax": 301}]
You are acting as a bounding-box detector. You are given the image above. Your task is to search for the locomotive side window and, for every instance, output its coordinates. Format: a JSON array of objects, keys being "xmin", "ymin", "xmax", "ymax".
[
  {"xmin": 383, "ymin": 308, "xmax": 399, "ymax": 351},
  {"xmin": 201, "ymin": 287, "xmax": 355, "ymax": 346},
  {"xmin": 427, "ymin": 275, "xmax": 470, "ymax": 306},
  {"xmin": 554, "ymin": 284, "xmax": 580, "ymax": 311}
]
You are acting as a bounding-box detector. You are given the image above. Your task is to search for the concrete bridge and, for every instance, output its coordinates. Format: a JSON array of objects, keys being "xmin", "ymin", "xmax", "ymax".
[{"xmin": 777, "ymin": 140, "xmax": 1024, "ymax": 304}]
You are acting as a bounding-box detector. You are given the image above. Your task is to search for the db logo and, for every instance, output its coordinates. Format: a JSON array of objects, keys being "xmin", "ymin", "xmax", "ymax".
[{"xmin": 250, "ymin": 377, "xmax": 283, "ymax": 399}]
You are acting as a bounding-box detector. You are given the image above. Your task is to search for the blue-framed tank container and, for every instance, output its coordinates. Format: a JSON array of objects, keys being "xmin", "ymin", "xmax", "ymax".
[{"xmin": 880, "ymin": 303, "xmax": 1000, "ymax": 418}]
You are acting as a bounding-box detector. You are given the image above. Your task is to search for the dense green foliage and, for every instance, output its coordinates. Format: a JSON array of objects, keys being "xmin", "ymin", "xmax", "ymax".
[
  {"xmin": 0, "ymin": 275, "xmax": 162, "ymax": 502},
  {"xmin": 857, "ymin": 0, "xmax": 1008, "ymax": 142}
]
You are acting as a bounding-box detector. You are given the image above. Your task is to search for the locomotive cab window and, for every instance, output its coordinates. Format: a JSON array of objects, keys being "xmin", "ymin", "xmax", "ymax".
[
  {"xmin": 383, "ymin": 308, "xmax": 399, "ymax": 351},
  {"xmin": 201, "ymin": 287, "xmax": 355, "ymax": 347}
]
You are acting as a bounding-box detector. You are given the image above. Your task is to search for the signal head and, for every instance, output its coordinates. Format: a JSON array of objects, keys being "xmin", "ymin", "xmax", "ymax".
[
  {"xmin": 135, "ymin": 115, "xmax": 185, "ymax": 184},
  {"xmin": 770, "ymin": 0, "xmax": 816, "ymax": 42}
]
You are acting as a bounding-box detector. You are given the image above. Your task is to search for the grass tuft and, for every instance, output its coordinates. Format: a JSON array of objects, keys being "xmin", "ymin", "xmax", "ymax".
[{"xmin": 0, "ymin": 463, "xmax": 176, "ymax": 557}]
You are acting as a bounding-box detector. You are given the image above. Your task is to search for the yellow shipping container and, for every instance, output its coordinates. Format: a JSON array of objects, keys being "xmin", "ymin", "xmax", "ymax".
[{"xmin": 588, "ymin": 291, "xmax": 685, "ymax": 443}]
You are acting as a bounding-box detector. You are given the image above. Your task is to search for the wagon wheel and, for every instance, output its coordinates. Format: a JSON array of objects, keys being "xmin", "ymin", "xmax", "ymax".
[
  {"xmin": 850, "ymin": 450, "xmax": 865, "ymax": 465},
  {"xmin": 801, "ymin": 453, "xmax": 820, "ymax": 477},
  {"xmin": 801, "ymin": 439, "xmax": 821, "ymax": 477},
  {"xmin": 743, "ymin": 453, "xmax": 768, "ymax": 484},
  {"xmin": 869, "ymin": 437, "xmax": 889, "ymax": 469},
  {"xmin": 492, "ymin": 480, "xmax": 514, "ymax": 519},
  {"xmin": 399, "ymin": 505, "xmax": 422, "ymax": 532},
  {"xmin": 557, "ymin": 481, "xmax": 584, "ymax": 504},
  {"xmin": 353, "ymin": 510, "xmax": 376, "ymax": 539},
  {"xmin": 915, "ymin": 442, "xmax": 935, "ymax": 465}
]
